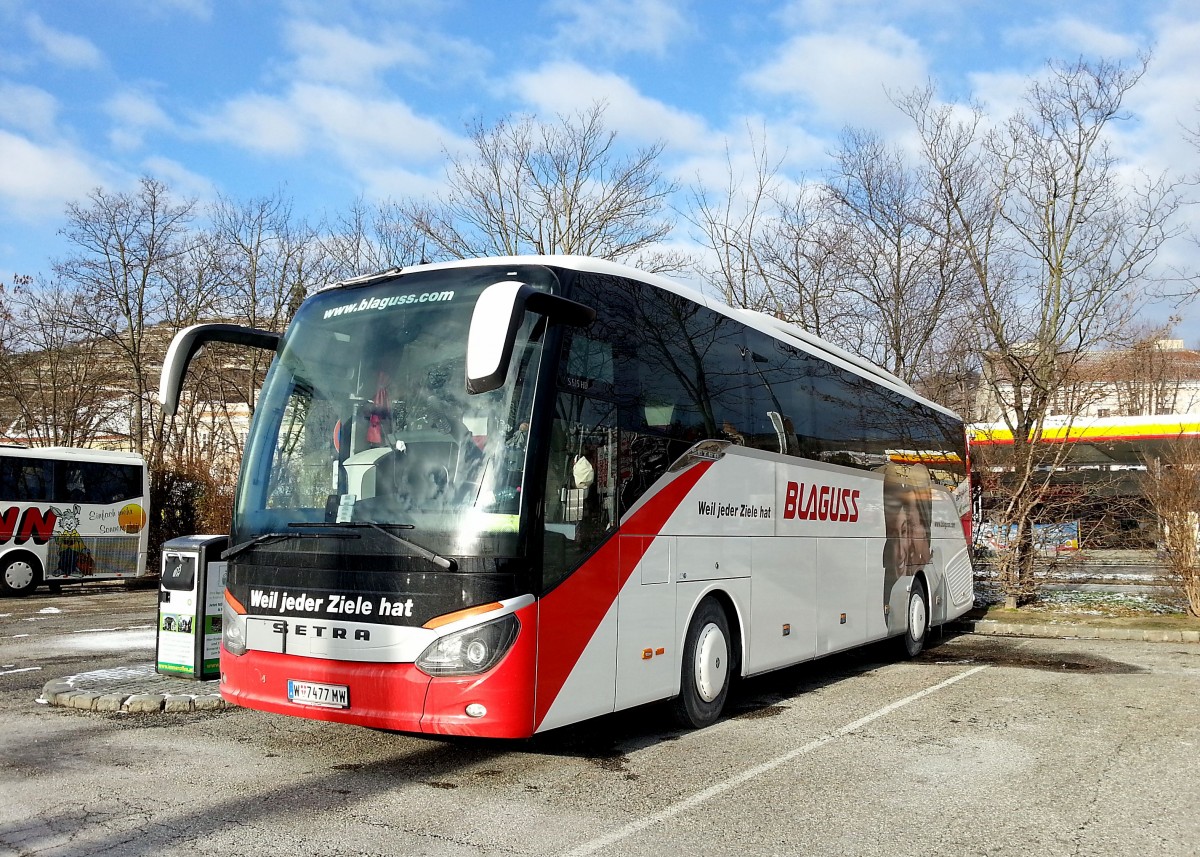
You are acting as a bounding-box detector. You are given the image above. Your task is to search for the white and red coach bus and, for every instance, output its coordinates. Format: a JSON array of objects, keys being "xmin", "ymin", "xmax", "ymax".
[{"xmin": 159, "ymin": 256, "xmax": 972, "ymax": 737}]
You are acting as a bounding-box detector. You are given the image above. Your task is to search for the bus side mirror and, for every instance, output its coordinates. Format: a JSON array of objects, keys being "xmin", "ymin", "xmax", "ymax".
[
  {"xmin": 466, "ymin": 282, "xmax": 595, "ymax": 394},
  {"xmin": 158, "ymin": 323, "xmax": 281, "ymax": 416}
]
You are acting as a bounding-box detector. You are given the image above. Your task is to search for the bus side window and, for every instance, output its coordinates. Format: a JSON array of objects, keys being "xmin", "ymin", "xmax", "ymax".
[
  {"xmin": 16, "ymin": 459, "xmax": 52, "ymax": 502},
  {"xmin": 743, "ymin": 330, "xmax": 815, "ymax": 458},
  {"xmin": 64, "ymin": 466, "xmax": 87, "ymax": 503}
]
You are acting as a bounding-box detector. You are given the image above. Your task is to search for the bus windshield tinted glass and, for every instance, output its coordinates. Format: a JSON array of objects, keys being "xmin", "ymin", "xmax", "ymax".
[{"xmin": 232, "ymin": 266, "xmax": 555, "ymax": 559}]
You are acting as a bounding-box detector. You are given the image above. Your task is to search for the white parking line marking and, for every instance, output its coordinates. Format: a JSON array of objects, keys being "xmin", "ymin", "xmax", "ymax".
[
  {"xmin": 0, "ymin": 667, "xmax": 42, "ymax": 676},
  {"xmin": 564, "ymin": 665, "xmax": 989, "ymax": 857}
]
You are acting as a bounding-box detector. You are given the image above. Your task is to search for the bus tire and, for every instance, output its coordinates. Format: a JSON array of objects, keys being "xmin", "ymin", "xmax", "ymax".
[
  {"xmin": 672, "ymin": 597, "xmax": 731, "ymax": 729},
  {"xmin": 1, "ymin": 552, "xmax": 43, "ymax": 597},
  {"xmin": 902, "ymin": 577, "xmax": 928, "ymax": 658}
]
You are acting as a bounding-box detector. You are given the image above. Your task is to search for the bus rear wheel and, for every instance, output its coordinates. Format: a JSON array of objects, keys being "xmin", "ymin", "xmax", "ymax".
[
  {"xmin": 1, "ymin": 553, "xmax": 42, "ymax": 597},
  {"xmin": 902, "ymin": 578, "xmax": 929, "ymax": 658},
  {"xmin": 672, "ymin": 597, "xmax": 731, "ymax": 729}
]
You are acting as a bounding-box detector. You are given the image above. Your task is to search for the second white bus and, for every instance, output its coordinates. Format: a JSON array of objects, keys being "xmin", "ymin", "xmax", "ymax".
[{"xmin": 0, "ymin": 446, "xmax": 150, "ymax": 596}]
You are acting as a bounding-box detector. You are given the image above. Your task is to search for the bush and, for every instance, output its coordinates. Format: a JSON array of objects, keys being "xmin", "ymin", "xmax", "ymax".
[{"xmin": 148, "ymin": 461, "xmax": 234, "ymax": 574}]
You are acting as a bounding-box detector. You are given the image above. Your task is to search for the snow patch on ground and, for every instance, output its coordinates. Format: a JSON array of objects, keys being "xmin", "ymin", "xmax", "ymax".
[{"xmin": 974, "ymin": 581, "xmax": 1186, "ymax": 615}]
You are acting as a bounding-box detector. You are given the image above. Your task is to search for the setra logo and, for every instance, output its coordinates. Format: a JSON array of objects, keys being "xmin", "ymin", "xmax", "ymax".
[{"xmin": 782, "ymin": 481, "xmax": 860, "ymax": 522}]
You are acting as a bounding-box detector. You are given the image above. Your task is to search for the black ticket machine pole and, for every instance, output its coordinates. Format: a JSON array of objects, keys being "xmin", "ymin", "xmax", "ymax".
[{"xmin": 156, "ymin": 535, "xmax": 229, "ymax": 680}]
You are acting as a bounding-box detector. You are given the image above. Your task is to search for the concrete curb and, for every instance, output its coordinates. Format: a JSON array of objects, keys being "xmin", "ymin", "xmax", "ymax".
[
  {"xmin": 949, "ymin": 619, "xmax": 1200, "ymax": 644},
  {"xmin": 38, "ymin": 665, "xmax": 228, "ymax": 714}
]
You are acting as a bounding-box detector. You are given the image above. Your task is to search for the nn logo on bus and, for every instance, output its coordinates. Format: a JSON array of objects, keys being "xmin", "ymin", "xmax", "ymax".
[
  {"xmin": 782, "ymin": 481, "xmax": 860, "ymax": 523},
  {"xmin": 0, "ymin": 507, "xmax": 57, "ymax": 546}
]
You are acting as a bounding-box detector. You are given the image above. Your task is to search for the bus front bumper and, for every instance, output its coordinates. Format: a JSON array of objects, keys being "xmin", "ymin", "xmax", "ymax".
[{"xmin": 219, "ymin": 627, "xmax": 537, "ymax": 738}]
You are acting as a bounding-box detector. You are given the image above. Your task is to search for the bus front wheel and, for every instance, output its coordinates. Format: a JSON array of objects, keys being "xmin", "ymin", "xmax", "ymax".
[
  {"xmin": 672, "ymin": 597, "xmax": 731, "ymax": 729},
  {"xmin": 1, "ymin": 552, "xmax": 42, "ymax": 597},
  {"xmin": 902, "ymin": 578, "xmax": 929, "ymax": 658}
]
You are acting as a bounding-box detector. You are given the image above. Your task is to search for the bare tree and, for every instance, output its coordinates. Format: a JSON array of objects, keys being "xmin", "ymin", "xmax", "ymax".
[
  {"xmin": 209, "ymin": 191, "xmax": 327, "ymax": 333},
  {"xmin": 54, "ymin": 177, "xmax": 197, "ymax": 463},
  {"xmin": 1142, "ymin": 439, "xmax": 1200, "ymax": 617},
  {"xmin": 763, "ymin": 194, "xmax": 862, "ymax": 343},
  {"xmin": 686, "ymin": 135, "xmax": 862, "ymax": 348},
  {"xmin": 823, "ymin": 127, "xmax": 973, "ymax": 385},
  {"xmin": 180, "ymin": 192, "xmax": 330, "ymax": 469},
  {"xmin": 321, "ymin": 196, "xmax": 431, "ymax": 279},
  {"xmin": 411, "ymin": 102, "xmax": 678, "ymax": 265},
  {"xmin": 0, "ymin": 275, "xmax": 122, "ymax": 446},
  {"xmin": 901, "ymin": 58, "xmax": 1188, "ymax": 602},
  {"xmin": 688, "ymin": 136, "xmax": 783, "ymax": 311},
  {"xmin": 153, "ymin": 232, "xmax": 244, "ymax": 471}
]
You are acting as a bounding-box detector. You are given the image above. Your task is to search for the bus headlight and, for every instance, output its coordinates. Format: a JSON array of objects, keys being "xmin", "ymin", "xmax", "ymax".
[
  {"xmin": 416, "ymin": 614, "xmax": 519, "ymax": 677},
  {"xmin": 223, "ymin": 598, "xmax": 248, "ymax": 656}
]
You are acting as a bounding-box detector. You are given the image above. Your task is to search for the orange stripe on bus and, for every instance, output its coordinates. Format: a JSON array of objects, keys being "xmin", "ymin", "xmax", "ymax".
[
  {"xmin": 225, "ymin": 589, "xmax": 247, "ymax": 615},
  {"xmin": 423, "ymin": 602, "xmax": 504, "ymax": 630}
]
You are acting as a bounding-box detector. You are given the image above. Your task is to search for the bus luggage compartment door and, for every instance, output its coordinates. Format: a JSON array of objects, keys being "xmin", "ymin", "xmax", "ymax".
[{"xmin": 615, "ymin": 535, "xmax": 676, "ymax": 710}]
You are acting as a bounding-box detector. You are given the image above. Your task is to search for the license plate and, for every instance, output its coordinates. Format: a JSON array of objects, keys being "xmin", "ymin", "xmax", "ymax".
[{"xmin": 287, "ymin": 680, "xmax": 349, "ymax": 708}]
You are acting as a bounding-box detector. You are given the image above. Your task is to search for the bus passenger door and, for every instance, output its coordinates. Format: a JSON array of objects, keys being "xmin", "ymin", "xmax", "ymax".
[{"xmin": 535, "ymin": 391, "xmax": 620, "ymax": 732}]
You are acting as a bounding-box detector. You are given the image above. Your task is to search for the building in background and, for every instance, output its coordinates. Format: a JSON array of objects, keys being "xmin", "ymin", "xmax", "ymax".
[{"xmin": 971, "ymin": 340, "xmax": 1200, "ymax": 551}]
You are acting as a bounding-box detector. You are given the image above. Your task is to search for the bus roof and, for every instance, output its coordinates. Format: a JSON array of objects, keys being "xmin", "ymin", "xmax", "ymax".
[
  {"xmin": 0, "ymin": 445, "xmax": 146, "ymax": 465},
  {"xmin": 320, "ymin": 255, "xmax": 962, "ymax": 423}
]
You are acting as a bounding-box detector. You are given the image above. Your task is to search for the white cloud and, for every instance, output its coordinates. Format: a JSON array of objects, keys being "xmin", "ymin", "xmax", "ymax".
[
  {"xmin": 1102, "ymin": 10, "xmax": 1200, "ymax": 191},
  {"xmin": 357, "ymin": 164, "xmax": 448, "ymax": 200},
  {"xmin": 139, "ymin": 156, "xmax": 216, "ymax": 201},
  {"xmin": 744, "ymin": 28, "xmax": 929, "ymax": 130},
  {"xmin": 289, "ymin": 83, "xmax": 454, "ymax": 162},
  {"xmin": 964, "ymin": 69, "xmax": 1030, "ymax": 118},
  {"xmin": 548, "ymin": 0, "xmax": 692, "ymax": 57},
  {"xmin": 674, "ymin": 116, "xmax": 829, "ymax": 194},
  {"xmin": 283, "ymin": 20, "xmax": 423, "ymax": 88},
  {"xmin": 0, "ymin": 130, "xmax": 104, "ymax": 218},
  {"xmin": 105, "ymin": 91, "xmax": 173, "ymax": 151},
  {"xmin": 193, "ymin": 83, "xmax": 457, "ymax": 201},
  {"xmin": 200, "ymin": 93, "xmax": 309, "ymax": 156},
  {"xmin": 24, "ymin": 14, "xmax": 104, "ymax": 70},
  {"xmin": 0, "ymin": 82, "xmax": 59, "ymax": 137},
  {"xmin": 277, "ymin": 17, "xmax": 484, "ymax": 90},
  {"xmin": 508, "ymin": 62, "xmax": 712, "ymax": 152},
  {"xmin": 1004, "ymin": 17, "xmax": 1140, "ymax": 59},
  {"xmin": 779, "ymin": 0, "xmax": 963, "ymax": 31}
]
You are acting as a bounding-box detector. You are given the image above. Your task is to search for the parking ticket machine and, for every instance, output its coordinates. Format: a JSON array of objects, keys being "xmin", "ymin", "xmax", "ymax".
[{"xmin": 156, "ymin": 535, "xmax": 228, "ymax": 680}]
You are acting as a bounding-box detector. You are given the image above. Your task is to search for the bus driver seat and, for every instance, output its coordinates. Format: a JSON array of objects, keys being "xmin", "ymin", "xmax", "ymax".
[{"xmin": 374, "ymin": 440, "xmax": 459, "ymax": 510}]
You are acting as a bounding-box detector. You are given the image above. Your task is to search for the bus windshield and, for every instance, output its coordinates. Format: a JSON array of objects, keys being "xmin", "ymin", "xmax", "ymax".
[{"xmin": 232, "ymin": 266, "xmax": 554, "ymax": 561}]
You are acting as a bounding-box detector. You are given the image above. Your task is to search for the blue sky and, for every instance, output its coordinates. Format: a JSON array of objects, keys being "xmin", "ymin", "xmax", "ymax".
[{"xmin": 2, "ymin": 0, "xmax": 1199, "ymax": 336}]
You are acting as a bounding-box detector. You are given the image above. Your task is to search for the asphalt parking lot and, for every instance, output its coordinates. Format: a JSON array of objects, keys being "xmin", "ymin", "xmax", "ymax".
[{"xmin": 1, "ymin": 587, "xmax": 1198, "ymax": 856}]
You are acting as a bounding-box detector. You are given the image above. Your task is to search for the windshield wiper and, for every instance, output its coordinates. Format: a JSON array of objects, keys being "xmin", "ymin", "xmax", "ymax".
[
  {"xmin": 222, "ymin": 530, "xmax": 358, "ymax": 562},
  {"xmin": 290, "ymin": 522, "xmax": 458, "ymax": 571}
]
